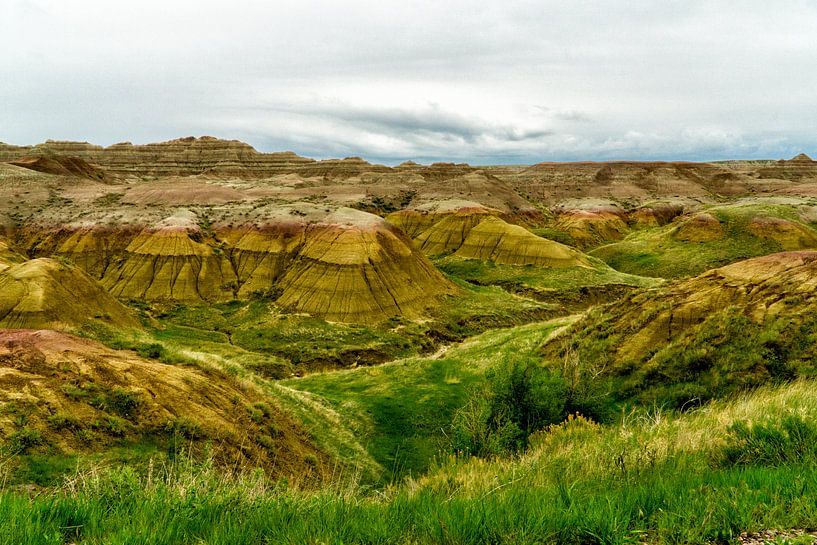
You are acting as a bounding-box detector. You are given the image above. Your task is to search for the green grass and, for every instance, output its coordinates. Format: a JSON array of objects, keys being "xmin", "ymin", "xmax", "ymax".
[
  {"xmin": 4, "ymin": 381, "xmax": 817, "ymax": 544},
  {"xmin": 590, "ymin": 201, "xmax": 817, "ymax": 278},
  {"xmin": 283, "ymin": 318, "xmax": 575, "ymax": 479},
  {"xmin": 82, "ymin": 280, "xmax": 559, "ymax": 379},
  {"xmin": 436, "ymin": 256, "xmax": 659, "ymax": 308},
  {"xmin": 554, "ymin": 304, "xmax": 817, "ymax": 413}
]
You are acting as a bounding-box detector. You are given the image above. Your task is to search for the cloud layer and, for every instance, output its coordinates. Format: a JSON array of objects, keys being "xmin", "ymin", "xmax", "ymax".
[{"xmin": 2, "ymin": 0, "xmax": 816, "ymax": 164}]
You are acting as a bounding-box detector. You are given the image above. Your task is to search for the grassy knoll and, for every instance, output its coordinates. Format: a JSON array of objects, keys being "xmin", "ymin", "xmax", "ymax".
[
  {"xmin": 282, "ymin": 318, "xmax": 575, "ymax": 479},
  {"xmin": 436, "ymin": 256, "xmax": 659, "ymax": 309},
  {"xmin": 591, "ymin": 201, "xmax": 817, "ymax": 278},
  {"xmin": 4, "ymin": 381, "xmax": 817, "ymax": 544}
]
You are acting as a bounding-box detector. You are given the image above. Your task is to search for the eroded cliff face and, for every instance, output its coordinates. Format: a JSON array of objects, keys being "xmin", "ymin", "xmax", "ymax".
[
  {"xmin": 13, "ymin": 205, "xmax": 456, "ymax": 324},
  {"xmin": 0, "ymin": 137, "xmax": 375, "ymax": 179}
]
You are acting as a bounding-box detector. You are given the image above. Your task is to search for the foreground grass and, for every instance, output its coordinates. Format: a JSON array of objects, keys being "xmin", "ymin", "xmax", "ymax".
[{"xmin": 4, "ymin": 381, "xmax": 817, "ymax": 544}]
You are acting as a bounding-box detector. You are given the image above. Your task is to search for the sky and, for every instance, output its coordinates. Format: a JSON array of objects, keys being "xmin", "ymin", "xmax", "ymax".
[{"xmin": 1, "ymin": 0, "xmax": 816, "ymax": 165}]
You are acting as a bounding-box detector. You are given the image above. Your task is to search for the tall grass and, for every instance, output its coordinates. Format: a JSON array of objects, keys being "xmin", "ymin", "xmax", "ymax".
[{"xmin": 4, "ymin": 381, "xmax": 817, "ymax": 544}]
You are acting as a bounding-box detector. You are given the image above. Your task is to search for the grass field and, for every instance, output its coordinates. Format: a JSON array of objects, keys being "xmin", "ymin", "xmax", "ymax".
[
  {"xmin": 4, "ymin": 381, "xmax": 817, "ymax": 544},
  {"xmin": 591, "ymin": 201, "xmax": 817, "ymax": 278}
]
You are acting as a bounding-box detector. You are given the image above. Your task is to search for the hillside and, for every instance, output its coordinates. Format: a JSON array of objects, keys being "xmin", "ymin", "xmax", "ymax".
[
  {"xmin": 542, "ymin": 251, "xmax": 817, "ymax": 409},
  {"xmin": 4, "ymin": 138, "xmax": 817, "ymax": 543}
]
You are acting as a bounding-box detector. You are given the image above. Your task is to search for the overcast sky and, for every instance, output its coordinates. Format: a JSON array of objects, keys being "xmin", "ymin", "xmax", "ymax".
[{"xmin": 2, "ymin": 0, "xmax": 816, "ymax": 164}]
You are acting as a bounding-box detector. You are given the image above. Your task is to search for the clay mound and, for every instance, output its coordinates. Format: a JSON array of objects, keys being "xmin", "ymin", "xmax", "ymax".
[
  {"xmin": 0, "ymin": 329, "xmax": 327, "ymax": 477},
  {"xmin": 453, "ymin": 216, "xmax": 591, "ymax": 268},
  {"xmin": 672, "ymin": 213, "xmax": 724, "ymax": 242},
  {"xmin": 542, "ymin": 251, "xmax": 817, "ymax": 404},
  {"xmin": 0, "ymin": 240, "xmax": 24, "ymax": 271},
  {"xmin": 791, "ymin": 153, "xmax": 814, "ymax": 163},
  {"xmin": 8, "ymin": 155, "xmax": 108, "ymax": 181},
  {"xmin": 554, "ymin": 209, "xmax": 629, "ymax": 248},
  {"xmin": 25, "ymin": 223, "xmax": 140, "ymax": 280},
  {"xmin": 102, "ymin": 211, "xmax": 236, "ymax": 302},
  {"xmin": 122, "ymin": 179, "xmax": 248, "ymax": 205},
  {"xmin": 222, "ymin": 205, "xmax": 457, "ymax": 323},
  {"xmin": 386, "ymin": 200, "xmax": 498, "ymax": 239},
  {"xmin": 629, "ymin": 204, "xmax": 685, "ymax": 228},
  {"xmin": 0, "ymin": 258, "xmax": 138, "ymax": 330},
  {"xmin": 747, "ymin": 216, "xmax": 817, "ymax": 250}
]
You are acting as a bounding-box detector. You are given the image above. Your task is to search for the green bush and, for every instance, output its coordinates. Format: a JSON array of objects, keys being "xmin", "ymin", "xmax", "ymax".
[
  {"xmin": 451, "ymin": 359, "xmax": 568, "ymax": 456},
  {"xmin": 720, "ymin": 415, "xmax": 817, "ymax": 467},
  {"xmin": 6, "ymin": 427, "xmax": 45, "ymax": 454},
  {"xmin": 136, "ymin": 343, "xmax": 166, "ymax": 360}
]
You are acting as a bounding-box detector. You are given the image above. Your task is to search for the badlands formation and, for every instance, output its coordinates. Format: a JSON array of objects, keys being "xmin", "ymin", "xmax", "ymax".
[{"xmin": 4, "ymin": 136, "xmax": 817, "ymax": 482}]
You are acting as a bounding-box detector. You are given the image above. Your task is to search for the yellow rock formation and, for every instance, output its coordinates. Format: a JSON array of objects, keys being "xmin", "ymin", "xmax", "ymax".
[
  {"xmin": 0, "ymin": 258, "xmax": 138, "ymax": 329},
  {"xmin": 223, "ymin": 206, "xmax": 457, "ymax": 323},
  {"xmin": 102, "ymin": 211, "xmax": 236, "ymax": 302},
  {"xmin": 453, "ymin": 216, "xmax": 590, "ymax": 267}
]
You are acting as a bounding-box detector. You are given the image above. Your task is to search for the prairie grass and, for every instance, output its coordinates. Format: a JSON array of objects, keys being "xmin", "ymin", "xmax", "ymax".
[{"xmin": 3, "ymin": 381, "xmax": 817, "ymax": 544}]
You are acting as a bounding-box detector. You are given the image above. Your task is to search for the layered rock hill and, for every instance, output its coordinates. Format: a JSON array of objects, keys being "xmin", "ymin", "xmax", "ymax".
[
  {"xmin": 543, "ymin": 251, "xmax": 817, "ymax": 406},
  {"xmin": 387, "ymin": 201, "xmax": 590, "ymax": 268},
  {"xmin": 19, "ymin": 205, "xmax": 456, "ymax": 324},
  {"xmin": 756, "ymin": 153, "xmax": 817, "ymax": 181},
  {"xmin": 0, "ymin": 329, "xmax": 328, "ymax": 477},
  {"xmin": 8, "ymin": 154, "xmax": 109, "ymax": 182},
  {"xmin": 218, "ymin": 205, "xmax": 458, "ymax": 323},
  {"xmin": 0, "ymin": 137, "xmax": 385, "ymax": 179},
  {"xmin": 0, "ymin": 258, "xmax": 139, "ymax": 330}
]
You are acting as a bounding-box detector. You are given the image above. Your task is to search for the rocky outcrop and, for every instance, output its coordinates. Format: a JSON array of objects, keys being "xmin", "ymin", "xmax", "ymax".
[
  {"xmin": 0, "ymin": 137, "xmax": 385, "ymax": 179},
  {"xmin": 18, "ymin": 205, "xmax": 456, "ymax": 323},
  {"xmin": 0, "ymin": 258, "xmax": 139, "ymax": 330},
  {"xmin": 756, "ymin": 153, "xmax": 817, "ymax": 181}
]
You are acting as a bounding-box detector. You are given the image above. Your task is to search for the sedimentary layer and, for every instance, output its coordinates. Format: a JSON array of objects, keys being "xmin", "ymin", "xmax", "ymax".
[{"xmin": 0, "ymin": 258, "xmax": 139, "ymax": 330}]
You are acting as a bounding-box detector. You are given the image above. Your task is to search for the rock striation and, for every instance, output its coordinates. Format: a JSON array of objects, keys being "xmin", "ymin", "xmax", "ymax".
[
  {"xmin": 18, "ymin": 205, "xmax": 456, "ymax": 324},
  {"xmin": 0, "ymin": 258, "xmax": 139, "ymax": 330},
  {"xmin": 544, "ymin": 251, "xmax": 817, "ymax": 387},
  {"xmin": 219, "ymin": 205, "xmax": 457, "ymax": 323},
  {"xmin": 389, "ymin": 202, "xmax": 589, "ymax": 268},
  {"xmin": 0, "ymin": 137, "xmax": 386, "ymax": 179}
]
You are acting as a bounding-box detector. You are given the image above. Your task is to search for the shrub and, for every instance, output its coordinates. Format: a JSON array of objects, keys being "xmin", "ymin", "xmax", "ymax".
[
  {"xmin": 451, "ymin": 359, "xmax": 568, "ymax": 456},
  {"xmin": 6, "ymin": 427, "xmax": 45, "ymax": 453},
  {"xmin": 720, "ymin": 415, "xmax": 817, "ymax": 467},
  {"xmin": 136, "ymin": 343, "xmax": 166, "ymax": 360}
]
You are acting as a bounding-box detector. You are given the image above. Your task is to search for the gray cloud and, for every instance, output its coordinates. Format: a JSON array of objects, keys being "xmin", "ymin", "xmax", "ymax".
[{"xmin": 1, "ymin": 1, "xmax": 816, "ymax": 163}]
